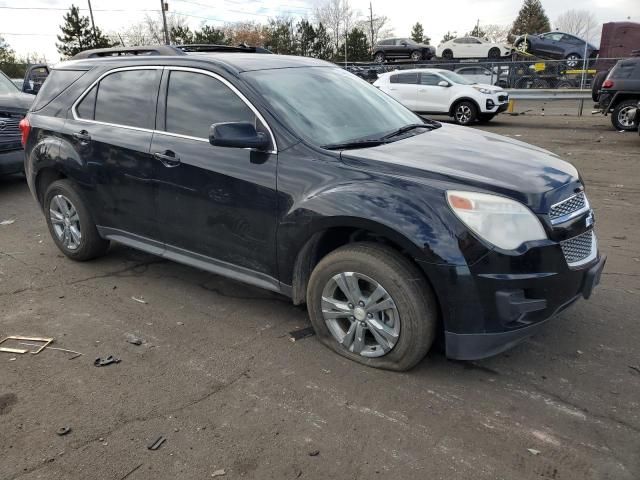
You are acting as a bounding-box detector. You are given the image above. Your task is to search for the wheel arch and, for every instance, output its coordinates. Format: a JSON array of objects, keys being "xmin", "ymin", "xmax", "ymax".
[{"xmin": 449, "ymin": 96, "xmax": 481, "ymax": 116}]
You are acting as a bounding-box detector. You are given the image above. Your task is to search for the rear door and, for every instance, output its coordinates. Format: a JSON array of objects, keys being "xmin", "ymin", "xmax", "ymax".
[
  {"xmin": 387, "ymin": 72, "xmax": 419, "ymax": 109},
  {"xmin": 65, "ymin": 67, "xmax": 161, "ymax": 243},
  {"xmin": 151, "ymin": 68, "xmax": 279, "ymax": 280}
]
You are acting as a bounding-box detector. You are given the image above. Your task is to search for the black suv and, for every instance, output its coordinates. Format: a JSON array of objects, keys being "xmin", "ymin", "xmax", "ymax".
[
  {"xmin": 22, "ymin": 45, "xmax": 605, "ymax": 371},
  {"xmin": 372, "ymin": 38, "xmax": 435, "ymax": 63},
  {"xmin": 596, "ymin": 54, "xmax": 640, "ymax": 131}
]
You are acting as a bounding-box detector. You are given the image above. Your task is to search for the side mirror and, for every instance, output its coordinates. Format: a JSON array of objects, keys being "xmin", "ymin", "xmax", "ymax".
[
  {"xmin": 22, "ymin": 64, "xmax": 49, "ymax": 95},
  {"xmin": 209, "ymin": 122, "xmax": 270, "ymax": 150},
  {"xmin": 401, "ymin": 41, "xmax": 408, "ymax": 46},
  {"xmin": 438, "ymin": 80, "xmax": 450, "ymax": 87}
]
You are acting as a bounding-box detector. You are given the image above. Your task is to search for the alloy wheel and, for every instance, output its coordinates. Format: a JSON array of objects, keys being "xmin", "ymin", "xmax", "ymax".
[
  {"xmin": 617, "ymin": 106, "xmax": 636, "ymax": 128},
  {"xmin": 321, "ymin": 272, "xmax": 400, "ymax": 358},
  {"xmin": 49, "ymin": 194, "xmax": 82, "ymax": 251},
  {"xmin": 566, "ymin": 54, "xmax": 580, "ymax": 68},
  {"xmin": 455, "ymin": 104, "xmax": 473, "ymax": 124}
]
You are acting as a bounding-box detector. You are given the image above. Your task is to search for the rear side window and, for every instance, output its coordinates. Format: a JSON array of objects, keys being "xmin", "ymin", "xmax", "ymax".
[
  {"xmin": 164, "ymin": 71, "xmax": 255, "ymax": 139},
  {"xmin": 32, "ymin": 69, "xmax": 85, "ymax": 111},
  {"xmin": 390, "ymin": 73, "xmax": 418, "ymax": 84},
  {"xmin": 610, "ymin": 61, "xmax": 639, "ymax": 79},
  {"xmin": 83, "ymin": 69, "xmax": 161, "ymax": 129}
]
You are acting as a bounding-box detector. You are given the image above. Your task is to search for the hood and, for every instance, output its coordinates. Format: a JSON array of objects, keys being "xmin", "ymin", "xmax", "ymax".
[
  {"xmin": 340, "ymin": 123, "xmax": 580, "ymax": 212},
  {"xmin": 472, "ymin": 84, "xmax": 505, "ymax": 93},
  {"xmin": 0, "ymin": 91, "xmax": 34, "ymax": 115}
]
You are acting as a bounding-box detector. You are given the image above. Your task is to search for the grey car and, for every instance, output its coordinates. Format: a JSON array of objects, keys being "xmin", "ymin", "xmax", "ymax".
[
  {"xmin": 0, "ymin": 71, "xmax": 34, "ymax": 175},
  {"xmin": 514, "ymin": 31, "xmax": 598, "ymax": 67},
  {"xmin": 373, "ymin": 38, "xmax": 436, "ymax": 63}
]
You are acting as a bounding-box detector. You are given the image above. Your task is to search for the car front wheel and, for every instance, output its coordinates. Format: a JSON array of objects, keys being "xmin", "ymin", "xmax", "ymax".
[
  {"xmin": 307, "ymin": 243, "xmax": 437, "ymax": 371},
  {"xmin": 44, "ymin": 179, "xmax": 110, "ymax": 261},
  {"xmin": 565, "ymin": 53, "xmax": 582, "ymax": 68},
  {"xmin": 453, "ymin": 100, "xmax": 478, "ymax": 125},
  {"xmin": 410, "ymin": 50, "xmax": 422, "ymax": 62},
  {"xmin": 611, "ymin": 99, "xmax": 639, "ymax": 131}
]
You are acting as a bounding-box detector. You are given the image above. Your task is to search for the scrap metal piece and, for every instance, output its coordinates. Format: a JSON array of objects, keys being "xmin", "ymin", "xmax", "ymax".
[
  {"xmin": 57, "ymin": 426, "xmax": 71, "ymax": 436},
  {"xmin": 147, "ymin": 436, "xmax": 166, "ymax": 450},
  {"xmin": 289, "ymin": 327, "xmax": 315, "ymax": 342},
  {"xmin": 94, "ymin": 355, "xmax": 121, "ymax": 367},
  {"xmin": 0, "ymin": 336, "xmax": 54, "ymax": 355},
  {"xmin": 18, "ymin": 342, "xmax": 83, "ymax": 359}
]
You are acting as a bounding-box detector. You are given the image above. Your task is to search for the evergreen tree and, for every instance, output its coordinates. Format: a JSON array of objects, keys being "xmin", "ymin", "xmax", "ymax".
[
  {"xmin": 0, "ymin": 35, "xmax": 17, "ymax": 64},
  {"xmin": 266, "ymin": 17, "xmax": 296, "ymax": 55},
  {"xmin": 440, "ymin": 31, "xmax": 456, "ymax": 43},
  {"xmin": 311, "ymin": 23, "xmax": 333, "ymax": 60},
  {"xmin": 193, "ymin": 26, "xmax": 228, "ymax": 45},
  {"xmin": 170, "ymin": 25, "xmax": 194, "ymax": 44},
  {"xmin": 56, "ymin": 5, "xmax": 116, "ymax": 58},
  {"xmin": 510, "ymin": 0, "xmax": 551, "ymax": 38},
  {"xmin": 410, "ymin": 22, "xmax": 425, "ymax": 43},
  {"xmin": 296, "ymin": 19, "xmax": 316, "ymax": 57},
  {"xmin": 341, "ymin": 27, "xmax": 369, "ymax": 61},
  {"xmin": 466, "ymin": 24, "xmax": 487, "ymax": 39}
]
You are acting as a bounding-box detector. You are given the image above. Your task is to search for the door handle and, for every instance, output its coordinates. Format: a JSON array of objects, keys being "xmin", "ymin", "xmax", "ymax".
[
  {"xmin": 153, "ymin": 151, "xmax": 181, "ymax": 168},
  {"xmin": 72, "ymin": 130, "xmax": 91, "ymax": 143}
]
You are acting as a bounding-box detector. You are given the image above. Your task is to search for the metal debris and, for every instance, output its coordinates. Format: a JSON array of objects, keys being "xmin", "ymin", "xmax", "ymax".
[
  {"xmin": 527, "ymin": 448, "xmax": 540, "ymax": 456},
  {"xmin": 56, "ymin": 427, "xmax": 71, "ymax": 436},
  {"xmin": 125, "ymin": 334, "xmax": 143, "ymax": 346},
  {"xmin": 94, "ymin": 355, "xmax": 121, "ymax": 367},
  {"xmin": 289, "ymin": 327, "xmax": 315, "ymax": 342},
  {"xmin": 131, "ymin": 296, "xmax": 148, "ymax": 304},
  {"xmin": 0, "ymin": 218, "xmax": 15, "ymax": 225},
  {"xmin": 211, "ymin": 469, "xmax": 226, "ymax": 477},
  {"xmin": 147, "ymin": 436, "xmax": 166, "ymax": 450}
]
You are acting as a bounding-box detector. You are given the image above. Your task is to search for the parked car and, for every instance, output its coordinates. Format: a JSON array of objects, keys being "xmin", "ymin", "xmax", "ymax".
[
  {"xmin": 374, "ymin": 68, "xmax": 509, "ymax": 124},
  {"xmin": 372, "ymin": 38, "xmax": 436, "ymax": 63},
  {"xmin": 454, "ymin": 65, "xmax": 509, "ymax": 88},
  {"xmin": 22, "ymin": 45, "xmax": 604, "ymax": 371},
  {"xmin": 514, "ymin": 32, "xmax": 598, "ymax": 68},
  {"xmin": 596, "ymin": 55, "xmax": 640, "ymax": 130},
  {"xmin": 0, "ymin": 70, "xmax": 34, "ymax": 176},
  {"xmin": 437, "ymin": 36, "xmax": 512, "ymax": 59}
]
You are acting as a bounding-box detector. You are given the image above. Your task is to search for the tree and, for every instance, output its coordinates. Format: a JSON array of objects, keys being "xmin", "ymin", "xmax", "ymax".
[
  {"xmin": 311, "ymin": 22, "xmax": 333, "ymax": 59},
  {"xmin": 360, "ymin": 5, "xmax": 391, "ymax": 50},
  {"xmin": 441, "ymin": 31, "xmax": 457, "ymax": 44},
  {"xmin": 194, "ymin": 25, "xmax": 228, "ymax": 45},
  {"xmin": 466, "ymin": 23, "xmax": 486, "ymax": 39},
  {"xmin": 223, "ymin": 21, "xmax": 269, "ymax": 46},
  {"xmin": 56, "ymin": 4, "xmax": 116, "ymax": 58},
  {"xmin": 266, "ymin": 17, "xmax": 296, "ymax": 54},
  {"xmin": 170, "ymin": 25, "xmax": 193, "ymax": 44},
  {"xmin": 296, "ymin": 19, "xmax": 316, "ymax": 57},
  {"xmin": 555, "ymin": 9, "xmax": 598, "ymax": 39},
  {"xmin": 0, "ymin": 35, "xmax": 17, "ymax": 64},
  {"xmin": 410, "ymin": 22, "xmax": 428, "ymax": 43},
  {"xmin": 510, "ymin": 0, "xmax": 551, "ymax": 39},
  {"xmin": 482, "ymin": 24, "xmax": 511, "ymax": 43},
  {"xmin": 342, "ymin": 27, "xmax": 370, "ymax": 61},
  {"xmin": 314, "ymin": 0, "xmax": 357, "ymax": 55}
]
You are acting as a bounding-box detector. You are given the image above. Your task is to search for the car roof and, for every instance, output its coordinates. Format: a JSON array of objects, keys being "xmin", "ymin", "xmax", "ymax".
[
  {"xmin": 381, "ymin": 68, "xmax": 447, "ymax": 76},
  {"xmin": 56, "ymin": 52, "xmax": 334, "ymax": 75}
]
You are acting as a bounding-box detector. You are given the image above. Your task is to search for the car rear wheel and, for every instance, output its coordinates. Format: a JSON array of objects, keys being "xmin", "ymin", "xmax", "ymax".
[
  {"xmin": 453, "ymin": 100, "xmax": 478, "ymax": 125},
  {"xmin": 410, "ymin": 50, "xmax": 422, "ymax": 62},
  {"xmin": 565, "ymin": 53, "xmax": 582, "ymax": 68},
  {"xmin": 611, "ymin": 99, "xmax": 639, "ymax": 131},
  {"xmin": 306, "ymin": 243, "xmax": 437, "ymax": 371},
  {"xmin": 44, "ymin": 179, "xmax": 110, "ymax": 261},
  {"xmin": 488, "ymin": 47, "xmax": 501, "ymax": 59},
  {"xmin": 442, "ymin": 49, "xmax": 453, "ymax": 60},
  {"xmin": 374, "ymin": 52, "xmax": 385, "ymax": 63}
]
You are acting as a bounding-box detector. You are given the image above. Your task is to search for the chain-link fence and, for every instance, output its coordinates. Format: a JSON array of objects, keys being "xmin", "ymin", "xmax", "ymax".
[{"xmin": 343, "ymin": 57, "xmax": 627, "ymax": 90}]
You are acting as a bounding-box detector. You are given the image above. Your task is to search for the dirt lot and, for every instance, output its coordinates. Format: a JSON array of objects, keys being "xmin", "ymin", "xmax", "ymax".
[{"xmin": 1, "ymin": 114, "xmax": 639, "ymax": 480}]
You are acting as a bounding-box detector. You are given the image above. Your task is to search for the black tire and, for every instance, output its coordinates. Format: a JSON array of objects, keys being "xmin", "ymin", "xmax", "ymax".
[
  {"xmin": 410, "ymin": 50, "xmax": 422, "ymax": 62},
  {"xmin": 442, "ymin": 49, "xmax": 453, "ymax": 60},
  {"xmin": 477, "ymin": 113, "xmax": 496, "ymax": 123},
  {"xmin": 452, "ymin": 100, "xmax": 478, "ymax": 125},
  {"xmin": 488, "ymin": 47, "xmax": 501, "ymax": 59},
  {"xmin": 373, "ymin": 52, "xmax": 385, "ymax": 63},
  {"xmin": 515, "ymin": 39, "xmax": 530, "ymax": 53},
  {"xmin": 591, "ymin": 70, "xmax": 608, "ymax": 102},
  {"xmin": 611, "ymin": 99, "xmax": 640, "ymax": 131},
  {"xmin": 44, "ymin": 179, "xmax": 110, "ymax": 261},
  {"xmin": 532, "ymin": 78, "xmax": 550, "ymax": 89},
  {"xmin": 306, "ymin": 243, "xmax": 437, "ymax": 371}
]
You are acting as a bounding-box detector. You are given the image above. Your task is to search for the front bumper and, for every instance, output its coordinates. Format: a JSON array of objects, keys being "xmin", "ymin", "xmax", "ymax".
[
  {"xmin": 483, "ymin": 94, "xmax": 509, "ymax": 113},
  {"xmin": 444, "ymin": 254, "xmax": 606, "ymax": 360},
  {"xmin": 0, "ymin": 149, "xmax": 24, "ymax": 175}
]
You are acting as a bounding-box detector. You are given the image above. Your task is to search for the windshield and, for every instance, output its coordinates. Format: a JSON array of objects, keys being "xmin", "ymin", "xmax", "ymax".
[
  {"xmin": 0, "ymin": 71, "xmax": 19, "ymax": 94},
  {"xmin": 438, "ymin": 70, "xmax": 475, "ymax": 85},
  {"xmin": 244, "ymin": 67, "xmax": 422, "ymax": 147}
]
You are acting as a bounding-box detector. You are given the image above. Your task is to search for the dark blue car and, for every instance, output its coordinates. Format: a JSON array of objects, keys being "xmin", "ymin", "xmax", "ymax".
[{"xmin": 515, "ymin": 31, "xmax": 599, "ymax": 67}]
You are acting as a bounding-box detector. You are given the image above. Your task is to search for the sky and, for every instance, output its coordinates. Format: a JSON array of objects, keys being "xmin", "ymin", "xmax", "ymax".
[{"xmin": 0, "ymin": 0, "xmax": 638, "ymax": 62}]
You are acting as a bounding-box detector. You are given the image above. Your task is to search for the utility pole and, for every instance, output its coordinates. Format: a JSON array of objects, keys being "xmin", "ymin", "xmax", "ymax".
[
  {"xmin": 87, "ymin": 0, "xmax": 97, "ymax": 43},
  {"xmin": 160, "ymin": 0, "xmax": 170, "ymax": 45},
  {"xmin": 369, "ymin": 2, "xmax": 374, "ymax": 51}
]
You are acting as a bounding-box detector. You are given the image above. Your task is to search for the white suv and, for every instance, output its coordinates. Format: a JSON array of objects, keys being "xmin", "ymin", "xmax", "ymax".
[{"xmin": 373, "ymin": 68, "xmax": 509, "ymax": 125}]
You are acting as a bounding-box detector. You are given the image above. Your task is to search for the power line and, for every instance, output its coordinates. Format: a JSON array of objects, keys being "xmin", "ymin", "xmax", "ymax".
[{"xmin": 0, "ymin": 6, "xmax": 158, "ymax": 12}]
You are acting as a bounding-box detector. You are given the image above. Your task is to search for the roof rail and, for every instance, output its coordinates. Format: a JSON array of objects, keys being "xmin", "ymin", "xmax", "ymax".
[
  {"xmin": 71, "ymin": 45, "xmax": 185, "ymax": 59},
  {"xmin": 175, "ymin": 44, "xmax": 272, "ymax": 54}
]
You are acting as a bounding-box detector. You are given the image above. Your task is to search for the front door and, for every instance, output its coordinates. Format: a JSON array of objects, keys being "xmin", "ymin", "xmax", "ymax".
[
  {"xmin": 151, "ymin": 68, "xmax": 279, "ymax": 281},
  {"xmin": 65, "ymin": 68, "xmax": 162, "ymax": 241},
  {"xmin": 417, "ymin": 72, "xmax": 449, "ymax": 112}
]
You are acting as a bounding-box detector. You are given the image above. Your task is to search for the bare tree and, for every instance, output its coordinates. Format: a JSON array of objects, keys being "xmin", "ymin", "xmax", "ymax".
[
  {"xmin": 314, "ymin": 0, "xmax": 358, "ymax": 53},
  {"xmin": 359, "ymin": 3, "xmax": 391, "ymax": 48},
  {"xmin": 482, "ymin": 24, "xmax": 510, "ymax": 43},
  {"xmin": 555, "ymin": 9, "xmax": 598, "ymax": 39}
]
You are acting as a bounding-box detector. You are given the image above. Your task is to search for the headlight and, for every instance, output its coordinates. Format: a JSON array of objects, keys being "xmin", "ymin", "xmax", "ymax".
[
  {"xmin": 472, "ymin": 86, "xmax": 493, "ymax": 95},
  {"xmin": 446, "ymin": 191, "xmax": 547, "ymax": 250}
]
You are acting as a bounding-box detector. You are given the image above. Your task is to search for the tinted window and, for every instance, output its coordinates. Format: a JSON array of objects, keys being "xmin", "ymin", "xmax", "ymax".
[
  {"xmin": 165, "ymin": 71, "xmax": 255, "ymax": 139},
  {"xmin": 469, "ymin": 37, "xmax": 482, "ymax": 44},
  {"xmin": 420, "ymin": 73, "xmax": 440, "ymax": 85},
  {"xmin": 32, "ymin": 70, "xmax": 84, "ymax": 110},
  {"xmin": 94, "ymin": 69, "xmax": 160, "ymax": 129},
  {"xmin": 76, "ymin": 85, "xmax": 97, "ymax": 120},
  {"xmin": 390, "ymin": 73, "xmax": 418, "ymax": 84},
  {"xmin": 453, "ymin": 38, "xmax": 464, "ymax": 44},
  {"xmin": 547, "ymin": 33, "xmax": 563, "ymax": 41},
  {"xmin": 611, "ymin": 60, "xmax": 638, "ymax": 79}
]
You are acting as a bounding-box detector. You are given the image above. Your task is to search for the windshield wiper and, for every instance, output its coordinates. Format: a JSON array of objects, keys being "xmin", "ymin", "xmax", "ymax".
[
  {"xmin": 381, "ymin": 121, "xmax": 440, "ymax": 140},
  {"xmin": 321, "ymin": 139, "xmax": 388, "ymax": 150}
]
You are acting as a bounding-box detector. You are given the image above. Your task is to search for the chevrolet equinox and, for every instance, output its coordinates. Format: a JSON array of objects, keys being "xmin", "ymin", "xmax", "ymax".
[{"xmin": 20, "ymin": 45, "xmax": 606, "ymax": 371}]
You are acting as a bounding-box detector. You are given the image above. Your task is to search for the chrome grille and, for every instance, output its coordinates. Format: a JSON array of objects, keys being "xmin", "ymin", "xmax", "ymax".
[
  {"xmin": 0, "ymin": 115, "xmax": 22, "ymax": 145},
  {"xmin": 549, "ymin": 192, "xmax": 588, "ymax": 223},
  {"xmin": 560, "ymin": 230, "xmax": 595, "ymax": 266}
]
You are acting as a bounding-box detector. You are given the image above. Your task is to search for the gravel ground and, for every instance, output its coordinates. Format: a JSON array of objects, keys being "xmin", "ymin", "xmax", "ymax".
[{"xmin": 1, "ymin": 114, "xmax": 639, "ymax": 480}]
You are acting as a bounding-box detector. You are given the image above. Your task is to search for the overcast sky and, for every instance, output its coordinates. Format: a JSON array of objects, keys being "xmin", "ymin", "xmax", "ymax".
[{"xmin": 0, "ymin": 0, "xmax": 638, "ymax": 62}]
